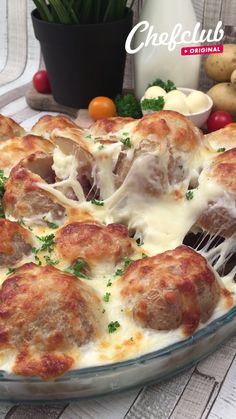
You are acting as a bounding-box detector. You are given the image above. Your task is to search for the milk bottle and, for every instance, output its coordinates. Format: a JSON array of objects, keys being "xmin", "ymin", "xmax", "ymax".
[{"xmin": 133, "ymin": 0, "xmax": 201, "ymax": 99}]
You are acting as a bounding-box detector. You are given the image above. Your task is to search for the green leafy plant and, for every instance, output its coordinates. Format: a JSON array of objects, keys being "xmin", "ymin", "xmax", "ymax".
[
  {"xmin": 148, "ymin": 79, "xmax": 176, "ymax": 93},
  {"xmin": 33, "ymin": 0, "xmax": 135, "ymax": 24},
  {"xmin": 141, "ymin": 97, "xmax": 165, "ymax": 112},
  {"xmin": 115, "ymin": 94, "xmax": 142, "ymax": 119}
]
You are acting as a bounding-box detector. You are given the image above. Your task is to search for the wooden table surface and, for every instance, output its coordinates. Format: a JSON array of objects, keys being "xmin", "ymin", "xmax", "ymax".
[{"xmin": 1, "ymin": 0, "xmax": 236, "ymax": 417}]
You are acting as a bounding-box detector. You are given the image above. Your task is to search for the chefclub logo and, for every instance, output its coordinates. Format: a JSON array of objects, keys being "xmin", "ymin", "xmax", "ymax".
[
  {"xmin": 181, "ymin": 45, "xmax": 224, "ymax": 55},
  {"xmin": 126, "ymin": 20, "xmax": 224, "ymax": 55}
]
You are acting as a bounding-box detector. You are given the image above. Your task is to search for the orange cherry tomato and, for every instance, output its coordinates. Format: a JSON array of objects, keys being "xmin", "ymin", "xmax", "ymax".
[{"xmin": 88, "ymin": 96, "xmax": 116, "ymax": 120}]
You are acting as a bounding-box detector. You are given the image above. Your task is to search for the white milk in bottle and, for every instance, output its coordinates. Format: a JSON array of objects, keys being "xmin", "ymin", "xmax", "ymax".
[{"xmin": 133, "ymin": 0, "xmax": 201, "ymax": 99}]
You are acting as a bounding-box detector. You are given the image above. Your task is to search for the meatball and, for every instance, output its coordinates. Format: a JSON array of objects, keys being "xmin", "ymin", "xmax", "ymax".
[
  {"xmin": 114, "ymin": 110, "xmax": 203, "ymax": 194},
  {"xmin": 120, "ymin": 245, "xmax": 221, "ymax": 335},
  {"xmin": 0, "ymin": 115, "xmax": 25, "ymax": 141},
  {"xmin": 56, "ymin": 222, "xmax": 134, "ymax": 266},
  {"xmin": 89, "ymin": 117, "xmax": 135, "ymax": 136},
  {"xmin": 197, "ymin": 148, "xmax": 236, "ymax": 237},
  {"xmin": 51, "ymin": 128, "xmax": 95, "ymax": 199},
  {"xmin": 0, "ymin": 263, "xmax": 103, "ymax": 379},
  {"xmin": 205, "ymin": 123, "xmax": 236, "ymax": 151},
  {"xmin": 32, "ymin": 115, "xmax": 78, "ymax": 138},
  {"xmin": 3, "ymin": 152, "xmax": 65, "ymax": 221},
  {"xmin": 0, "ymin": 219, "xmax": 32, "ymax": 266},
  {"xmin": 0, "ymin": 135, "xmax": 54, "ymax": 176}
]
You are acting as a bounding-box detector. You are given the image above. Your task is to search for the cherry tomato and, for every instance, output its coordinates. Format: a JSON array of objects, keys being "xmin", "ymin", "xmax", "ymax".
[
  {"xmin": 33, "ymin": 70, "xmax": 51, "ymax": 94},
  {"xmin": 88, "ymin": 96, "xmax": 116, "ymax": 120},
  {"xmin": 207, "ymin": 111, "xmax": 233, "ymax": 133}
]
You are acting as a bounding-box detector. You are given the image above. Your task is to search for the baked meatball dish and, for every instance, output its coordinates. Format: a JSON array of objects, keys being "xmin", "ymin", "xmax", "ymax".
[
  {"xmin": 56, "ymin": 222, "xmax": 135, "ymax": 267},
  {"xmin": 0, "ymin": 219, "xmax": 32, "ymax": 266},
  {"xmin": 0, "ymin": 263, "xmax": 104, "ymax": 379},
  {"xmin": 3, "ymin": 152, "xmax": 65, "ymax": 221},
  {"xmin": 120, "ymin": 246, "xmax": 221, "ymax": 335},
  {"xmin": 0, "ymin": 115, "xmax": 25, "ymax": 141},
  {"xmin": 197, "ymin": 148, "xmax": 236, "ymax": 237},
  {"xmin": 205, "ymin": 123, "xmax": 236, "ymax": 151},
  {"xmin": 0, "ymin": 111, "xmax": 235, "ymax": 380}
]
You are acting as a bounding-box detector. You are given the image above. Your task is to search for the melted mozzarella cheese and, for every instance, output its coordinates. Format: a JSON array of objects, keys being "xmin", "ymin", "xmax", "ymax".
[
  {"xmin": 91, "ymin": 143, "xmax": 121, "ymax": 199},
  {"xmin": 52, "ymin": 147, "xmax": 77, "ymax": 180},
  {"xmin": 2, "ymin": 116, "xmax": 236, "ymax": 374}
]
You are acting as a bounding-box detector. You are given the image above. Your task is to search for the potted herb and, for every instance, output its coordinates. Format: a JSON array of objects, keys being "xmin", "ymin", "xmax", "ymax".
[{"xmin": 31, "ymin": 1, "xmax": 134, "ymax": 108}]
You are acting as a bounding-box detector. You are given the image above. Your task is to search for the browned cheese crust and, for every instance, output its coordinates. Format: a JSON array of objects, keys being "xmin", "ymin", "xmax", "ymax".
[
  {"xmin": 0, "ymin": 134, "xmax": 54, "ymax": 173},
  {"xmin": 32, "ymin": 115, "xmax": 79, "ymax": 137},
  {"xmin": 89, "ymin": 117, "xmax": 135, "ymax": 136},
  {"xmin": 0, "ymin": 115, "xmax": 25, "ymax": 141},
  {"xmin": 56, "ymin": 222, "xmax": 134, "ymax": 265},
  {"xmin": 0, "ymin": 219, "xmax": 32, "ymax": 266},
  {"xmin": 197, "ymin": 148, "xmax": 236, "ymax": 237},
  {"xmin": 0, "ymin": 263, "xmax": 103, "ymax": 379},
  {"xmin": 3, "ymin": 152, "xmax": 65, "ymax": 220},
  {"xmin": 120, "ymin": 245, "xmax": 221, "ymax": 335},
  {"xmin": 134, "ymin": 110, "xmax": 201, "ymax": 152},
  {"xmin": 205, "ymin": 123, "xmax": 236, "ymax": 151},
  {"xmin": 114, "ymin": 111, "xmax": 203, "ymax": 193}
]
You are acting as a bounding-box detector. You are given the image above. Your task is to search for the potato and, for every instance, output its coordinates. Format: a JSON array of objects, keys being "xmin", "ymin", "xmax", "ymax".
[
  {"xmin": 205, "ymin": 44, "xmax": 236, "ymax": 82},
  {"xmin": 207, "ymin": 83, "xmax": 236, "ymax": 116},
  {"xmin": 231, "ymin": 68, "xmax": 236, "ymax": 88}
]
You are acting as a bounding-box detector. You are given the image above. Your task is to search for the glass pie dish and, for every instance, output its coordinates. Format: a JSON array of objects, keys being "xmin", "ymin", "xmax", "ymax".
[
  {"xmin": 0, "ymin": 111, "xmax": 236, "ymax": 402},
  {"xmin": 0, "ymin": 303, "xmax": 235, "ymax": 402}
]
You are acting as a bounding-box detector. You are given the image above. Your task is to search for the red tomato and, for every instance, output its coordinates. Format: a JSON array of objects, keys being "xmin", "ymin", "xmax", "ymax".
[
  {"xmin": 88, "ymin": 97, "xmax": 116, "ymax": 120},
  {"xmin": 207, "ymin": 111, "xmax": 233, "ymax": 133},
  {"xmin": 33, "ymin": 70, "xmax": 51, "ymax": 94}
]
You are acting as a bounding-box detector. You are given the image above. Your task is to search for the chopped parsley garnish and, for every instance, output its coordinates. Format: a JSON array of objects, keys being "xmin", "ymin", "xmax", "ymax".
[
  {"xmin": 34, "ymin": 255, "xmax": 42, "ymax": 266},
  {"xmin": 103, "ymin": 292, "xmax": 111, "ymax": 302},
  {"xmin": 65, "ymin": 259, "xmax": 89, "ymax": 279},
  {"xmin": 6, "ymin": 267, "xmax": 16, "ymax": 275},
  {"xmin": 45, "ymin": 221, "xmax": 59, "ymax": 229},
  {"xmin": 185, "ymin": 191, "xmax": 194, "ymax": 201},
  {"xmin": 107, "ymin": 279, "xmax": 112, "ymax": 287},
  {"xmin": 13, "ymin": 282, "xmax": 19, "ymax": 289},
  {"xmin": 115, "ymin": 268, "xmax": 124, "ymax": 276},
  {"xmin": 120, "ymin": 137, "xmax": 132, "ymax": 148},
  {"xmin": 37, "ymin": 234, "xmax": 55, "ymax": 253},
  {"xmin": 44, "ymin": 255, "xmax": 59, "ymax": 266},
  {"xmin": 217, "ymin": 147, "xmax": 226, "ymax": 153},
  {"xmin": 32, "ymin": 234, "xmax": 55, "ymax": 264},
  {"xmin": 98, "ymin": 144, "xmax": 105, "ymax": 151},
  {"xmin": 91, "ymin": 198, "xmax": 104, "ymax": 206},
  {"xmin": 122, "ymin": 132, "xmax": 129, "ymax": 136},
  {"xmin": 0, "ymin": 170, "xmax": 7, "ymax": 218},
  {"xmin": 141, "ymin": 97, "xmax": 165, "ymax": 112},
  {"xmin": 85, "ymin": 134, "xmax": 92, "ymax": 139},
  {"xmin": 108, "ymin": 321, "xmax": 120, "ymax": 334},
  {"xmin": 42, "ymin": 217, "xmax": 58, "ymax": 229},
  {"xmin": 123, "ymin": 256, "xmax": 133, "ymax": 268},
  {"xmin": 142, "ymin": 253, "xmax": 148, "ymax": 259},
  {"xmin": 18, "ymin": 218, "xmax": 32, "ymax": 231}
]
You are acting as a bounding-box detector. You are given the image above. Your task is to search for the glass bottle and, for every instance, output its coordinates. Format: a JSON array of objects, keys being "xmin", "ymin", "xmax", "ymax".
[{"xmin": 133, "ymin": 0, "xmax": 201, "ymax": 98}]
